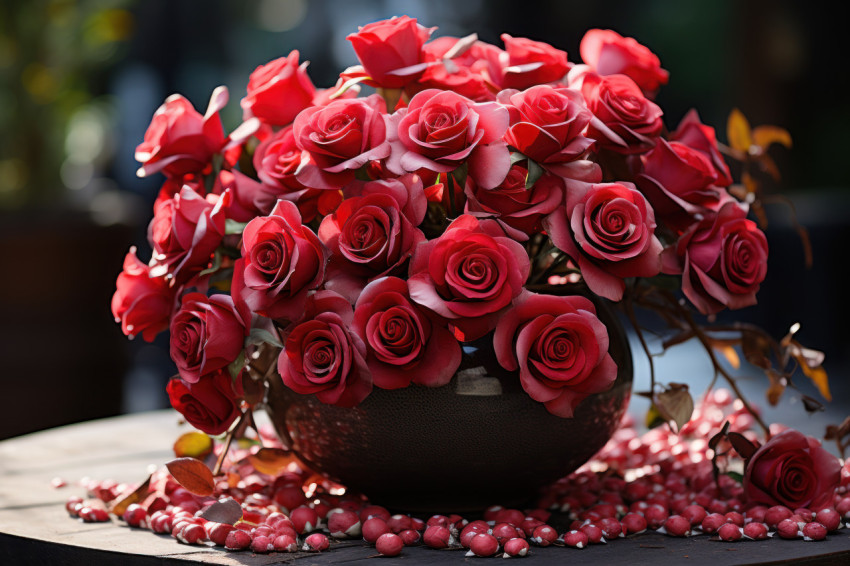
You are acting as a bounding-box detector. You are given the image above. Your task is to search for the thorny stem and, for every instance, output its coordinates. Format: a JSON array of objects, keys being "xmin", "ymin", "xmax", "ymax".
[{"xmin": 671, "ymin": 295, "xmax": 773, "ymax": 439}]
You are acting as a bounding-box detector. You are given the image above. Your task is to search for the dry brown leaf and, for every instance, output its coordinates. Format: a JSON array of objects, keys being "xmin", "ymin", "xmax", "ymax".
[
  {"xmin": 249, "ymin": 447, "xmax": 292, "ymax": 476},
  {"xmin": 752, "ymin": 125, "xmax": 792, "ymax": 149},
  {"xmin": 165, "ymin": 457, "xmax": 215, "ymax": 497},
  {"xmin": 727, "ymin": 108, "xmax": 753, "ymax": 152},
  {"xmin": 110, "ymin": 475, "xmax": 152, "ymax": 517}
]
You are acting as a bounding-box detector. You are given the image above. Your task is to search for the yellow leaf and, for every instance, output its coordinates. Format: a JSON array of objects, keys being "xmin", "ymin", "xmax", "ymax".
[
  {"xmin": 752, "ymin": 125, "xmax": 792, "ymax": 149},
  {"xmin": 173, "ymin": 432, "xmax": 213, "ymax": 460},
  {"xmin": 717, "ymin": 345, "xmax": 741, "ymax": 369},
  {"xmin": 801, "ymin": 364, "xmax": 831, "ymax": 402},
  {"xmin": 727, "ymin": 108, "xmax": 753, "ymax": 152}
]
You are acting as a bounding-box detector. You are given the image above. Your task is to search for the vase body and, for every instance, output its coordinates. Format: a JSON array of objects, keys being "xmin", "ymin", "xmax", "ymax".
[{"xmin": 265, "ymin": 299, "xmax": 632, "ymax": 513}]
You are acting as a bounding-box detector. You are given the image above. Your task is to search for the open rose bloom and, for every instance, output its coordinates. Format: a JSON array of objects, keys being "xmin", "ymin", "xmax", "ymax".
[{"xmin": 117, "ymin": 16, "xmax": 826, "ymax": 458}]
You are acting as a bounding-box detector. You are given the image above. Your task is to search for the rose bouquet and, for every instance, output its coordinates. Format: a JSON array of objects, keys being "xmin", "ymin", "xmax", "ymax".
[{"xmin": 113, "ymin": 16, "xmax": 837, "ymax": 498}]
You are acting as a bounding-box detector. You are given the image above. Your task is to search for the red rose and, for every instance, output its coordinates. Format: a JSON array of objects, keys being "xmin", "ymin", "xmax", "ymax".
[
  {"xmin": 111, "ymin": 247, "xmax": 176, "ymax": 342},
  {"xmin": 388, "ymin": 89, "xmax": 510, "ymax": 189},
  {"xmin": 148, "ymin": 186, "xmax": 228, "ymax": 284},
  {"xmin": 241, "ymin": 50, "xmax": 316, "ymax": 127},
  {"xmin": 135, "ymin": 87, "xmax": 228, "ymax": 178},
  {"xmin": 278, "ymin": 291, "xmax": 372, "ymax": 407},
  {"xmin": 407, "ymin": 215, "xmax": 530, "ymax": 341},
  {"xmin": 293, "ymin": 95, "xmax": 391, "ymax": 189},
  {"xmin": 352, "ymin": 277, "xmax": 461, "ymax": 389},
  {"xmin": 346, "ymin": 16, "xmax": 435, "ymax": 88},
  {"xmin": 579, "ymin": 29, "xmax": 669, "ymax": 97},
  {"xmin": 494, "ymin": 292, "xmax": 617, "ymax": 418},
  {"xmin": 464, "ymin": 164, "xmax": 563, "ymax": 240},
  {"xmin": 670, "ymin": 109, "xmax": 733, "ymax": 187},
  {"xmin": 166, "ymin": 369, "xmax": 243, "ymax": 435},
  {"xmin": 580, "ymin": 73, "xmax": 663, "ymax": 154},
  {"xmin": 501, "ymin": 85, "xmax": 599, "ymax": 178},
  {"xmin": 253, "ymin": 126, "xmax": 338, "ymax": 223},
  {"xmin": 170, "ymin": 292, "xmax": 250, "ymax": 383},
  {"xmin": 544, "ymin": 182, "xmax": 662, "ymax": 301},
  {"xmin": 636, "ymin": 139, "xmax": 732, "ymax": 233},
  {"xmin": 353, "ymin": 173, "xmax": 428, "ymax": 227},
  {"xmin": 485, "ymin": 34, "xmax": 570, "ymax": 90},
  {"xmin": 319, "ymin": 192, "xmax": 426, "ymax": 302},
  {"xmin": 417, "ymin": 36, "xmax": 495, "ymax": 101},
  {"xmin": 234, "ymin": 200, "xmax": 327, "ymax": 321},
  {"xmin": 213, "ymin": 169, "xmax": 283, "ymax": 223},
  {"xmin": 662, "ymin": 202, "xmax": 768, "ymax": 314},
  {"xmin": 153, "ymin": 176, "xmax": 204, "ymax": 212},
  {"xmin": 743, "ymin": 429, "xmax": 841, "ymax": 510}
]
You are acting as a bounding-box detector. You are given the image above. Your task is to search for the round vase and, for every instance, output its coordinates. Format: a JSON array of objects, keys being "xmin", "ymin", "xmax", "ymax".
[{"xmin": 265, "ymin": 298, "xmax": 632, "ymax": 513}]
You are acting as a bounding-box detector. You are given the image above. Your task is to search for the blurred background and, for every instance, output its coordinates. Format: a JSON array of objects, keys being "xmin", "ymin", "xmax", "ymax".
[{"xmin": 1, "ymin": 0, "xmax": 847, "ymax": 440}]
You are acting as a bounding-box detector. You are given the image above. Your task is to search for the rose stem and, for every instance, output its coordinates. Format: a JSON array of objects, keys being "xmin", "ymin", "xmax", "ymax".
[
  {"xmin": 624, "ymin": 290, "xmax": 657, "ymax": 395},
  {"xmin": 445, "ymin": 171, "xmax": 456, "ymax": 220},
  {"xmin": 213, "ymin": 410, "xmax": 248, "ymax": 476}
]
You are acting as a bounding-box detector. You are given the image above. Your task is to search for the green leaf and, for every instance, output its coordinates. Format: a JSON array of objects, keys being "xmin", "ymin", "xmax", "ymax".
[
  {"xmin": 225, "ymin": 219, "xmax": 248, "ymax": 235},
  {"xmin": 246, "ymin": 327, "xmax": 283, "ymax": 349},
  {"xmin": 724, "ymin": 471, "xmax": 744, "ymax": 484},
  {"xmin": 509, "ymin": 151, "xmax": 528, "ymax": 165},
  {"xmin": 228, "ymin": 351, "xmax": 246, "ymax": 380},
  {"xmin": 450, "ymin": 162, "xmax": 468, "ymax": 191},
  {"xmin": 525, "ymin": 159, "xmax": 544, "ymax": 189},
  {"xmin": 198, "ymin": 250, "xmax": 223, "ymax": 277},
  {"xmin": 645, "ymin": 403, "xmax": 667, "ymax": 430}
]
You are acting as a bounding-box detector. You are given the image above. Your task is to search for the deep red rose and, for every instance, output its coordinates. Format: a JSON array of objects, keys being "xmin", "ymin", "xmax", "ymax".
[
  {"xmin": 743, "ymin": 429, "xmax": 841, "ymax": 510},
  {"xmin": 352, "ymin": 277, "xmax": 461, "ymax": 389},
  {"xmin": 278, "ymin": 291, "xmax": 372, "ymax": 407},
  {"xmin": 293, "ymin": 94, "xmax": 391, "ymax": 189},
  {"xmin": 241, "ymin": 50, "xmax": 316, "ymax": 127},
  {"xmin": 464, "ymin": 164, "xmax": 564, "ymax": 240},
  {"xmin": 234, "ymin": 200, "xmax": 327, "ymax": 321},
  {"xmin": 662, "ymin": 202, "xmax": 768, "ymax": 315},
  {"xmin": 500, "ymin": 85, "xmax": 600, "ymax": 180},
  {"xmin": 213, "ymin": 169, "xmax": 284, "ymax": 223},
  {"xmin": 494, "ymin": 292, "xmax": 617, "ymax": 418},
  {"xmin": 407, "ymin": 214, "xmax": 530, "ymax": 341},
  {"xmin": 111, "ymin": 247, "xmax": 176, "ymax": 342},
  {"xmin": 579, "ymin": 29, "xmax": 668, "ymax": 97},
  {"xmin": 253, "ymin": 126, "xmax": 339, "ymax": 223},
  {"xmin": 170, "ymin": 292, "xmax": 250, "ymax": 383},
  {"xmin": 636, "ymin": 139, "xmax": 732, "ymax": 233},
  {"xmin": 388, "ymin": 89, "xmax": 510, "ymax": 189},
  {"xmin": 579, "ymin": 73, "xmax": 663, "ymax": 154},
  {"xmin": 670, "ymin": 109, "xmax": 733, "ymax": 187},
  {"xmin": 544, "ymin": 182, "xmax": 662, "ymax": 301},
  {"xmin": 166, "ymin": 369, "xmax": 243, "ymax": 435},
  {"xmin": 345, "ymin": 16, "xmax": 434, "ymax": 88},
  {"xmin": 135, "ymin": 87, "xmax": 228, "ymax": 179},
  {"xmin": 485, "ymin": 34, "xmax": 570, "ymax": 90},
  {"xmin": 148, "ymin": 185, "xmax": 228, "ymax": 284},
  {"xmin": 350, "ymin": 173, "xmax": 428, "ymax": 226},
  {"xmin": 417, "ymin": 36, "xmax": 495, "ymax": 101},
  {"xmin": 319, "ymin": 192, "xmax": 426, "ymax": 302}
]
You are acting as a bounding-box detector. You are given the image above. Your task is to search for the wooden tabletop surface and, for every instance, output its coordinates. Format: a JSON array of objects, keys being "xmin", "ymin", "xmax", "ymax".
[{"xmin": 1, "ymin": 410, "xmax": 849, "ymax": 565}]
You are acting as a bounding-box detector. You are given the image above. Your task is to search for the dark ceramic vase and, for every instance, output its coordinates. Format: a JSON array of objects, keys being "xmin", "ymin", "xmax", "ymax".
[{"xmin": 265, "ymin": 298, "xmax": 632, "ymax": 513}]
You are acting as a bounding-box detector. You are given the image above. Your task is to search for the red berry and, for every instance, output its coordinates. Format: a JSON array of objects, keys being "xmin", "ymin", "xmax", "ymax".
[
  {"xmin": 777, "ymin": 518, "xmax": 801, "ymax": 539},
  {"xmin": 803, "ymin": 521, "xmax": 827, "ymax": 541},
  {"xmin": 362, "ymin": 517, "xmax": 390, "ymax": 544},
  {"xmin": 743, "ymin": 522, "xmax": 769, "ymax": 540},
  {"xmin": 621, "ymin": 512, "xmax": 647, "ymax": 535},
  {"xmin": 387, "ymin": 514, "xmax": 413, "ymax": 533},
  {"xmin": 717, "ymin": 523, "xmax": 742, "ymax": 542},
  {"xmin": 764, "ymin": 505, "xmax": 792, "ymax": 528},
  {"xmin": 644, "ymin": 504, "xmax": 669, "ymax": 529},
  {"xmin": 360, "ymin": 504, "xmax": 391, "ymax": 522},
  {"xmin": 663, "ymin": 515, "xmax": 691, "ymax": 537},
  {"xmin": 469, "ymin": 533, "xmax": 499, "ymax": 557},
  {"xmin": 303, "ymin": 532, "xmax": 330, "ymax": 552},
  {"xmin": 423, "ymin": 525, "xmax": 453, "ymax": 549},
  {"xmin": 272, "ymin": 534, "xmax": 298, "ymax": 552},
  {"xmin": 700, "ymin": 513, "xmax": 726, "ymax": 534},
  {"xmin": 376, "ymin": 533, "xmax": 404, "ymax": 557},
  {"xmin": 503, "ymin": 537, "xmax": 530, "ymax": 557},
  {"xmin": 531, "ymin": 524, "xmax": 557, "ymax": 547},
  {"xmin": 816, "ymin": 508, "xmax": 841, "ymax": 532},
  {"xmin": 290, "ymin": 506, "xmax": 319, "ymax": 534},
  {"xmin": 563, "ymin": 530, "xmax": 589, "ymax": 549},
  {"xmin": 598, "ymin": 517, "xmax": 622, "ymax": 539},
  {"xmin": 207, "ymin": 523, "xmax": 234, "ymax": 546},
  {"xmin": 327, "ymin": 509, "xmax": 361, "ymax": 538},
  {"xmin": 744, "ymin": 505, "xmax": 768, "ymax": 524},
  {"xmin": 579, "ymin": 523, "xmax": 604, "ymax": 544},
  {"xmin": 724, "ymin": 512, "xmax": 744, "ymax": 527},
  {"xmin": 682, "ymin": 504, "xmax": 707, "ymax": 527},
  {"xmin": 224, "ymin": 529, "xmax": 252, "ymax": 550},
  {"xmin": 398, "ymin": 529, "xmax": 420, "ymax": 546},
  {"xmin": 250, "ymin": 535, "xmax": 273, "ymax": 553}
]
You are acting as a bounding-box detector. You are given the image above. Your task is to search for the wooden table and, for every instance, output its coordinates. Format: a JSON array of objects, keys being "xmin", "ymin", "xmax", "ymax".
[{"xmin": 1, "ymin": 411, "xmax": 849, "ymax": 565}]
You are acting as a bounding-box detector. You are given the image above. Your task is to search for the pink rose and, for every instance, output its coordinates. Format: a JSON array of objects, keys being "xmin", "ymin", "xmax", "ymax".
[
  {"xmin": 544, "ymin": 182, "xmax": 662, "ymax": 301},
  {"xmin": 485, "ymin": 35, "xmax": 570, "ymax": 90},
  {"xmin": 241, "ymin": 50, "xmax": 316, "ymax": 127},
  {"xmin": 388, "ymin": 89, "xmax": 510, "ymax": 189},
  {"xmin": 352, "ymin": 277, "xmax": 461, "ymax": 389},
  {"xmin": 278, "ymin": 291, "xmax": 372, "ymax": 407},
  {"xmin": 170, "ymin": 292, "xmax": 250, "ymax": 383},
  {"xmin": 501, "ymin": 85, "xmax": 599, "ymax": 179},
  {"xmin": 662, "ymin": 202, "xmax": 768, "ymax": 315},
  {"xmin": 293, "ymin": 95, "xmax": 391, "ymax": 189},
  {"xmin": 252, "ymin": 126, "xmax": 338, "ymax": 223},
  {"xmin": 234, "ymin": 200, "xmax": 327, "ymax": 321},
  {"xmin": 319, "ymin": 191, "xmax": 425, "ymax": 302},
  {"xmin": 213, "ymin": 169, "xmax": 283, "ymax": 223},
  {"xmin": 580, "ymin": 73, "xmax": 663, "ymax": 154},
  {"xmin": 670, "ymin": 109, "xmax": 733, "ymax": 187},
  {"xmin": 407, "ymin": 215, "xmax": 530, "ymax": 341},
  {"xmin": 346, "ymin": 16, "xmax": 435, "ymax": 88},
  {"xmin": 417, "ymin": 36, "xmax": 496, "ymax": 101},
  {"xmin": 744, "ymin": 429, "xmax": 841, "ymax": 509},
  {"xmin": 111, "ymin": 247, "xmax": 176, "ymax": 342},
  {"xmin": 494, "ymin": 292, "xmax": 617, "ymax": 418},
  {"xmin": 579, "ymin": 29, "xmax": 669, "ymax": 97},
  {"xmin": 464, "ymin": 163, "xmax": 564, "ymax": 240},
  {"xmin": 166, "ymin": 369, "xmax": 243, "ymax": 435},
  {"xmin": 636, "ymin": 139, "xmax": 732, "ymax": 233},
  {"xmin": 148, "ymin": 185, "xmax": 228, "ymax": 284},
  {"xmin": 135, "ymin": 87, "xmax": 228, "ymax": 178}
]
